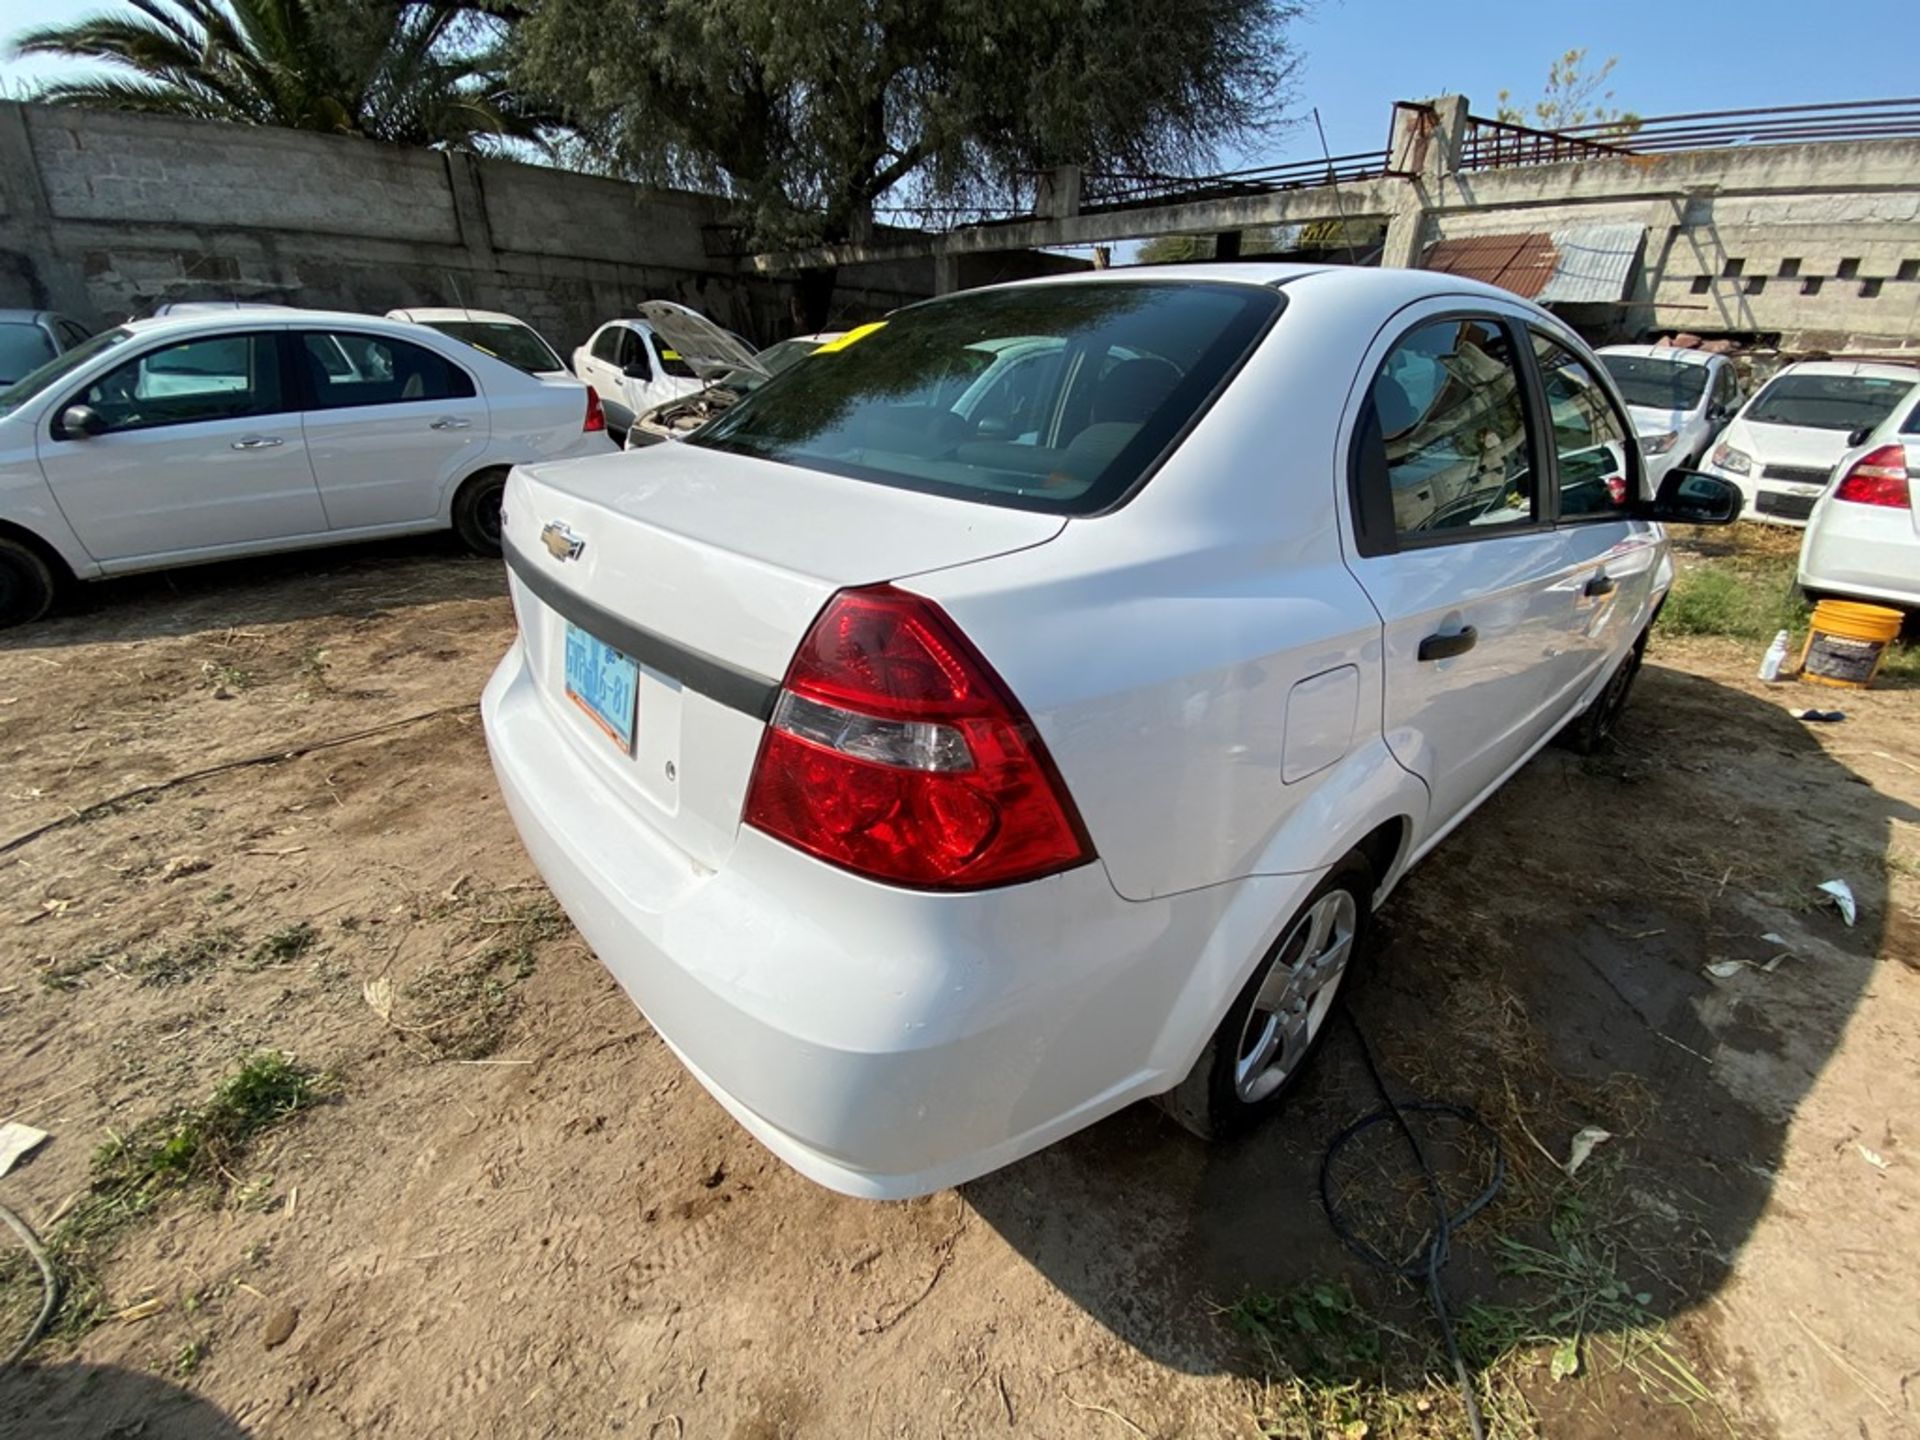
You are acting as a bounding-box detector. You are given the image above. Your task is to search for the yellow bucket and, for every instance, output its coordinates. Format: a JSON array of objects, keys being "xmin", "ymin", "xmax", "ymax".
[{"xmin": 1799, "ymin": 599, "xmax": 1905, "ymax": 688}]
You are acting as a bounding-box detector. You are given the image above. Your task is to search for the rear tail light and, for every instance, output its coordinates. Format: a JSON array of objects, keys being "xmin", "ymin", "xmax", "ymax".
[
  {"xmin": 1833, "ymin": 444, "xmax": 1910, "ymax": 508},
  {"xmin": 583, "ymin": 386, "xmax": 606, "ymax": 433},
  {"xmin": 744, "ymin": 586, "xmax": 1093, "ymax": 890}
]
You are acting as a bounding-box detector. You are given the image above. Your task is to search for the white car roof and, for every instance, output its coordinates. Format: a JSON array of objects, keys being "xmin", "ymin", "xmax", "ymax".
[
  {"xmin": 1595, "ymin": 344, "xmax": 1720, "ymax": 366},
  {"xmin": 121, "ymin": 308, "xmax": 443, "ymax": 340},
  {"xmin": 386, "ymin": 307, "xmax": 532, "ymax": 326},
  {"xmin": 1767, "ymin": 358, "xmax": 1920, "ymax": 383}
]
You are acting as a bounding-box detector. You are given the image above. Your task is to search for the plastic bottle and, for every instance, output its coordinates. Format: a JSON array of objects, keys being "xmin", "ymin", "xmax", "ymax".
[{"xmin": 1758, "ymin": 629, "xmax": 1791, "ymax": 682}]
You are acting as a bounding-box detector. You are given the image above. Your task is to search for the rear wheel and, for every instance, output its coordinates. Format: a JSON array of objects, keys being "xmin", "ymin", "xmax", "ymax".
[
  {"xmin": 451, "ymin": 468, "xmax": 510, "ymax": 556},
  {"xmin": 1156, "ymin": 855, "xmax": 1373, "ymax": 1140},
  {"xmin": 0, "ymin": 537, "xmax": 58, "ymax": 629},
  {"xmin": 1559, "ymin": 628, "xmax": 1648, "ymax": 755}
]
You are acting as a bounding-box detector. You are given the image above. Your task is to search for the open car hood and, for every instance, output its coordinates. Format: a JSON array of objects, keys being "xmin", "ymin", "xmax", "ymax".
[{"xmin": 637, "ymin": 301, "xmax": 766, "ymax": 379}]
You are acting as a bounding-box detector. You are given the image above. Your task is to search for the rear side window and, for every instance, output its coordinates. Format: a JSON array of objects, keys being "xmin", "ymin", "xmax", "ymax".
[
  {"xmin": 688, "ymin": 280, "xmax": 1282, "ymax": 514},
  {"xmin": 1533, "ymin": 335, "xmax": 1635, "ymax": 518},
  {"xmin": 1746, "ymin": 373, "xmax": 1914, "ymax": 432},
  {"xmin": 1356, "ymin": 317, "xmax": 1538, "ymax": 543},
  {"xmin": 77, "ymin": 332, "xmax": 284, "ymax": 433},
  {"xmin": 590, "ymin": 328, "xmax": 621, "ymax": 363},
  {"xmin": 301, "ymin": 332, "xmax": 475, "ymax": 409}
]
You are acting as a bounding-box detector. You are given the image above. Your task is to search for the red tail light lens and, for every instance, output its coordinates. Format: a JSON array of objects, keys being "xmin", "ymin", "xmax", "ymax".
[
  {"xmin": 1833, "ymin": 444, "xmax": 1910, "ymax": 508},
  {"xmin": 744, "ymin": 586, "xmax": 1093, "ymax": 889},
  {"xmin": 583, "ymin": 386, "xmax": 606, "ymax": 433}
]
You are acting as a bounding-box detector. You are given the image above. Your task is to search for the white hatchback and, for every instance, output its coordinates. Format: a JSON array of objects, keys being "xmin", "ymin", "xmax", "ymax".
[
  {"xmin": 483, "ymin": 266, "xmax": 1736, "ymax": 1198},
  {"xmin": 1700, "ymin": 359, "xmax": 1919, "ymax": 526},
  {"xmin": 0, "ymin": 309, "xmax": 614, "ymax": 625}
]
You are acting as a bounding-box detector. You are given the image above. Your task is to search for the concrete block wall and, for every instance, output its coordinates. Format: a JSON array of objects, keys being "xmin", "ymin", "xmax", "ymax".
[{"xmin": 0, "ymin": 101, "xmax": 1021, "ymax": 353}]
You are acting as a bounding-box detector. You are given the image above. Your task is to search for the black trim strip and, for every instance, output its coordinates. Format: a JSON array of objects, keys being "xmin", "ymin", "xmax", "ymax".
[{"xmin": 503, "ymin": 538, "xmax": 783, "ymax": 721}]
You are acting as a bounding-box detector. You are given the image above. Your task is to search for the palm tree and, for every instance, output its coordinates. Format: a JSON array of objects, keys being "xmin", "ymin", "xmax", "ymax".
[{"xmin": 10, "ymin": 0, "xmax": 556, "ymax": 152}]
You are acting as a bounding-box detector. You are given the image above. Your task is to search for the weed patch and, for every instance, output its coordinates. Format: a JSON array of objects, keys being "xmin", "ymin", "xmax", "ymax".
[
  {"xmin": 0, "ymin": 1054, "xmax": 329, "ymax": 1349},
  {"xmin": 242, "ymin": 922, "xmax": 316, "ymax": 971},
  {"xmin": 398, "ymin": 892, "xmax": 564, "ymax": 1059}
]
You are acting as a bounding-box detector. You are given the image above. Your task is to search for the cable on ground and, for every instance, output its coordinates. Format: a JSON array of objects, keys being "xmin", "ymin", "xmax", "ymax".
[
  {"xmin": 1320, "ymin": 1003, "xmax": 1504, "ymax": 1440},
  {"xmin": 0, "ymin": 1200, "xmax": 58, "ymax": 1366}
]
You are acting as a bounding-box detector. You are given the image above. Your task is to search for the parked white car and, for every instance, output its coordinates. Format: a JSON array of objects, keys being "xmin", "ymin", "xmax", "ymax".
[
  {"xmin": 385, "ymin": 307, "xmax": 570, "ymax": 380},
  {"xmin": 574, "ymin": 304, "xmax": 760, "ymax": 437},
  {"xmin": 0, "ymin": 309, "xmax": 614, "ymax": 625},
  {"xmin": 1798, "ymin": 385, "xmax": 1920, "ymax": 611},
  {"xmin": 1700, "ymin": 359, "xmax": 1919, "ymax": 525},
  {"xmin": 482, "ymin": 266, "xmax": 1736, "ymax": 1199},
  {"xmin": 1594, "ymin": 344, "xmax": 1740, "ymax": 487},
  {"xmin": 0, "ymin": 309, "xmax": 95, "ymax": 388}
]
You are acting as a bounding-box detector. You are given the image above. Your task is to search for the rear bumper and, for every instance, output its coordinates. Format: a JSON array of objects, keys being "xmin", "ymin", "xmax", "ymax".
[
  {"xmin": 482, "ymin": 639, "xmax": 1294, "ymax": 1198},
  {"xmin": 1799, "ymin": 502, "xmax": 1920, "ymax": 610}
]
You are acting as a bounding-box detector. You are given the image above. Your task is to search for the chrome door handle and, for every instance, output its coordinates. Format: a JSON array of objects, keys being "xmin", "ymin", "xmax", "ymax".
[
  {"xmin": 230, "ymin": 435, "xmax": 284, "ymax": 450},
  {"xmin": 429, "ymin": 416, "xmax": 472, "ymax": 431}
]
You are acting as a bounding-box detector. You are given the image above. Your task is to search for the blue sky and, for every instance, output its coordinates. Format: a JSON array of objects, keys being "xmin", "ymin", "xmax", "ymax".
[{"xmin": 3, "ymin": 0, "xmax": 1914, "ymax": 170}]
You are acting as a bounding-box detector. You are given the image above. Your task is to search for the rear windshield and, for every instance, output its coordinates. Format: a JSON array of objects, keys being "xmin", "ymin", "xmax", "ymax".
[
  {"xmin": 426, "ymin": 320, "xmax": 564, "ymax": 375},
  {"xmin": 0, "ymin": 322, "xmax": 56, "ymax": 384},
  {"xmin": 687, "ymin": 280, "xmax": 1282, "ymax": 513},
  {"xmin": 1599, "ymin": 355, "xmax": 1709, "ymax": 411},
  {"xmin": 0, "ymin": 326, "xmax": 134, "ymax": 416},
  {"xmin": 1746, "ymin": 373, "xmax": 1915, "ymax": 432}
]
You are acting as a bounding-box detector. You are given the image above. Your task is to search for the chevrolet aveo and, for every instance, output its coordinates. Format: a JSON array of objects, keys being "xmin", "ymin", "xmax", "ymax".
[{"xmin": 482, "ymin": 265, "xmax": 1737, "ymax": 1198}]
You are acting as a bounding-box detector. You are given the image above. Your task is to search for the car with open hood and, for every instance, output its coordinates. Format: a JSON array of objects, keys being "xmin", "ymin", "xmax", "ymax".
[
  {"xmin": 573, "ymin": 303, "xmax": 760, "ymax": 439},
  {"xmin": 625, "ymin": 331, "xmax": 847, "ymax": 448}
]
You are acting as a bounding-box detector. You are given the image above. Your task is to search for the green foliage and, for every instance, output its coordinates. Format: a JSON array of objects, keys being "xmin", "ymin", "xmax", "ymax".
[
  {"xmin": 1496, "ymin": 48, "xmax": 1641, "ymax": 135},
  {"xmin": 0, "ymin": 1053, "xmax": 327, "ymax": 1350},
  {"xmin": 10, "ymin": 0, "xmax": 557, "ymax": 151},
  {"xmin": 512, "ymin": 0, "xmax": 1306, "ymax": 244}
]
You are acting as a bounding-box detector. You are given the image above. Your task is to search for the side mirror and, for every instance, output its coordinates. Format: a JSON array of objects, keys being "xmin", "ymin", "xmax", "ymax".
[
  {"xmin": 1845, "ymin": 425, "xmax": 1873, "ymax": 447},
  {"xmin": 1641, "ymin": 468, "xmax": 1742, "ymax": 525},
  {"xmin": 59, "ymin": 404, "xmax": 105, "ymax": 439}
]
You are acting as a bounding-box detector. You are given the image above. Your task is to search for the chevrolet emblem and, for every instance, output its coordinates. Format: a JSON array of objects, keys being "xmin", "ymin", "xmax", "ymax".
[{"xmin": 540, "ymin": 521, "xmax": 585, "ymax": 561}]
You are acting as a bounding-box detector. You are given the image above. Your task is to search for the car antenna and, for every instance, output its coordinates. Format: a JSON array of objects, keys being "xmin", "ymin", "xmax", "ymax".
[
  {"xmin": 1311, "ymin": 106, "xmax": 1364, "ymax": 268},
  {"xmin": 446, "ymin": 270, "xmax": 474, "ymax": 322}
]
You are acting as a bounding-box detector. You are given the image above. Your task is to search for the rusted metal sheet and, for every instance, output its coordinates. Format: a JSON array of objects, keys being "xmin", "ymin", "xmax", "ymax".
[{"xmin": 1420, "ymin": 232, "xmax": 1559, "ymax": 297}]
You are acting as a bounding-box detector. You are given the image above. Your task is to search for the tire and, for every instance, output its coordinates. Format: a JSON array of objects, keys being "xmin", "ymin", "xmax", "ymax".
[
  {"xmin": 1558, "ymin": 627, "xmax": 1648, "ymax": 755},
  {"xmin": 0, "ymin": 537, "xmax": 58, "ymax": 629},
  {"xmin": 451, "ymin": 468, "xmax": 510, "ymax": 556},
  {"xmin": 1155, "ymin": 854, "xmax": 1374, "ymax": 1141}
]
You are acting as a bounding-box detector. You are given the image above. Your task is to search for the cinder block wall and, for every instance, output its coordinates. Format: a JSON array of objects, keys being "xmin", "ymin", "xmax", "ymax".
[{"xmin": 0, "ymin": 102, "xmax": 1025, "ymax": 349}]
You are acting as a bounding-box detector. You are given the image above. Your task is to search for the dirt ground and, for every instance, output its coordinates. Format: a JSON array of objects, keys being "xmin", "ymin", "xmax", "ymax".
[{"xmin": 0, "ymin": 535, "xmax": 1916, "ymax": 1440}]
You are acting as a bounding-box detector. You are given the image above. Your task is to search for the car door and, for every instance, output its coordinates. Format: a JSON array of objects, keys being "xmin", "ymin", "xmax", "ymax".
[
  {"xmin": 576, "ymin": 325, "xmax": 633, "ymax": 430},
  {"xmin": 297, "ymin": 329, "xmax": 490, "ymax": 530},
  {"xmin": 1339, "ymin": 307, "xmax": 1617, "ymax": 832},
  {"xmin": 35, "ymin": 328, "xmax": 326, "ymax": 565},
  {"xmin": 1524, "ymin": 328, "xmax": 1663, "ymax": 701}
]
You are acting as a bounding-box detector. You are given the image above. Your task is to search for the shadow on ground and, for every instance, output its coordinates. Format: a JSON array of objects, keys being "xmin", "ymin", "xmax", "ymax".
[
  {"xmin": 965, "ymin": 658, "xmax": 1916, "ymax": 1422},
  {"xmin": 1, "ymin": 534, "xmax": 504, "ymax": 651},
  {"xmin": 0, "ymin": 1363, "xmax": 252, "ymax": 1439}
]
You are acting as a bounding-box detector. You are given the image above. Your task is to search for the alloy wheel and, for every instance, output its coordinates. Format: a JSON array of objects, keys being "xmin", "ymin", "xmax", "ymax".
[{"xmin": 1232, "ymin": 889, "xmax": 1358, "ymax": 1103}]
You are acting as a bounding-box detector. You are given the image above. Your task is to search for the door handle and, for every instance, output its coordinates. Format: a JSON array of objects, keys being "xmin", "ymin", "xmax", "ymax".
[
  {"xmin": 230, "ymin": 435, "xmax": 284, "ymax": 450},
  {"xmin": 429, "ymin": 416, "xmax": 472, "ymax": 430},
  {"xmin": 1417, "ymin": 626, "xmax": 1478, "ymax": 662},
  {"xmin": 1584, "ymin": 573, "xmax": 1618, "ymax": 598}
]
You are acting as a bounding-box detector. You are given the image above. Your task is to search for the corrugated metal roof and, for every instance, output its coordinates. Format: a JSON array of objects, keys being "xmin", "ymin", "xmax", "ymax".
[
  {"xmin": 1420, "ymin": 224, "xmax": 1645, "ymax": 303},
  {"xmin": 1422, "ymin": 232, "xmax": 1558, "ymax": 297},
  {"xmin": 1535, "ymin": 224, "xmax": 1646, "ymax": 304}
]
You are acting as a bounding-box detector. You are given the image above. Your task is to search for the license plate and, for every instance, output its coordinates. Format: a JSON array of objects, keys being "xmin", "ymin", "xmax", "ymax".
[{"xmin": 563, "ymin": 623, "xmax": 639, "ymax": 753}]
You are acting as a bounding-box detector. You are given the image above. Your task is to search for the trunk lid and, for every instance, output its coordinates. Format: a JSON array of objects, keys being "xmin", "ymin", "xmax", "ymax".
[{"xmin": 500, "ymin": 445, "xmax": 1065, "ymax": 870}]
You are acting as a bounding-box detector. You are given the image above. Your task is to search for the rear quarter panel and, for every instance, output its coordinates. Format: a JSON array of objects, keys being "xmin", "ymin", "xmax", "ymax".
[{"xmin": 908, "ymin": 295, "xmax": 1423, "ymax": 902}]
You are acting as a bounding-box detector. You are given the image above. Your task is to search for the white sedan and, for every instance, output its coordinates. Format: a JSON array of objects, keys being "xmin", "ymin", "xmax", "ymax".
[
  {"xmin": 1799, "ymin": 386, "xmax": 1920, "ymax": 611},
  {"xmin": 0, "ymin": 309, "xmax": 614, "ymax": 625},
  {"xmin": 483, "ymin": 265, "xmax": 1736, "ymax": 1198},
  {"xmin": 1594, "ymin": 344, "xmax": 1740, "ymax": 487}
]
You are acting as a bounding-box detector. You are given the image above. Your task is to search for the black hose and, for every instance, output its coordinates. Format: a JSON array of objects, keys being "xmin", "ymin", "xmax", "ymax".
[{"xmin": 1320, "ymin": 1003, "xmax": 1504, "ymax": 1440}]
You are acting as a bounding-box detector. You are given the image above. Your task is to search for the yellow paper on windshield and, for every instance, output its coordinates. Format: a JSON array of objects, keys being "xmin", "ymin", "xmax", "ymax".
[
  {"xmin": 661, "ymin": 350, "xmax": 682, "ymax": 360},
  {"xmin": 815, "ymin": 322, "xmax": 886, "ymax": 353}
]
